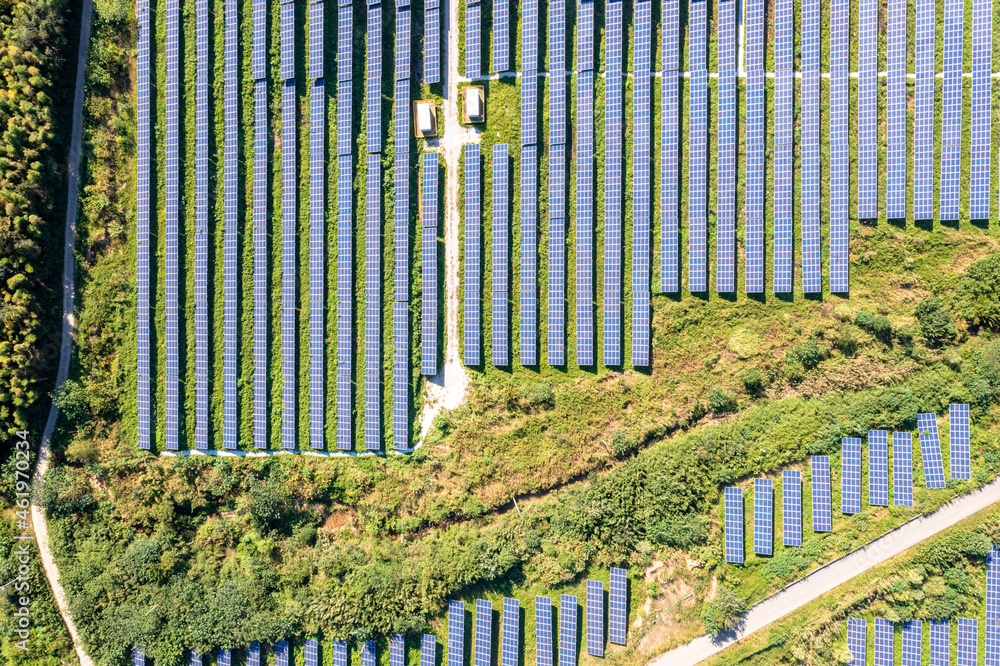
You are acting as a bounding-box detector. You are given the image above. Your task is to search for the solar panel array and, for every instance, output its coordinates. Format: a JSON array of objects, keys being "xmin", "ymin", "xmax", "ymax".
[
  {"xmin": 465, "ymin": 145, "xmax": 482, "ymax": 366},
  {"xmin": 494, "ymin": 0, "xmax": 510, "ymax": 71},
  {"xmin": 135, "ymin": 0, "xmax": 150, "ymax": 450},
  {"xmin": 425, "ymin": 2, "xmax": 440, "ymax": 83},
  {"xmin": 502, "ymin": 598, "xmax": 519, "ymax": 666},
  {"xmin": 366, "ymin": 155, "xmax": 381, "ymax": 449},
  {"xmin": 842, "ymin": 438, "xmax": 861, "ymax": 514},
  {"xmin": 493, "ymin": 144, "xmax": 510, "ymax": 366},
  {"xmin": 917, "ymin": 413, "xmax": 946, "ymax": 489},
  {"xmin": 632, "ymin": 0, "xmax": 652, "ymax": 363},
  {"xmin": 951, "ymin": 403, "xmax": 971, "ymax": 480},
  {"xmin": 391, "ymin": 634, "xmax": 405, "ymax": 666},
  {"xmin": 988, "ymin": 545, "xmax": 1000, "ymax": 619},
  {"xmin": 164, "ymin": 0, "xmax": 179, "ymax": 451},
  {"xmin": 858, "ymin": 0, "xmax": 878, "ymax": 219},
  {"xmin": 309, "ymin": 79, "xmax": 325, "ymax": 450},
  {"xmin": 559, "ymin": 595, "xmax": 577, "ymax": 666},
  {"xmin": 548, "ymin": 0, "xmax": 567, "ymax": 367},
  {"xmin": 869, "ymin": 430, "xmax": 889, "ymax": 506},
  {"xmin": 914, "ymin": 0, "xmax": 934, "ymax": 219},
  {"xmin": 893, "ymin": 432, "xmax": 914, "ymax": 507},
  {"xmin": 847, "ymin": 618, "xmax": 866, "ymax": 666},
  {"xmin": 281, "ymin": 81, "xmax": 297, "ymax": 450},
  {"xmin": 875, "ymin": 618, "xmax": 894, "ymax": 666},
  {"xmin": 687, "ymin": 0, "xmax": 707, "ymax": 293},
  {"xmin": 604, "ymin": 0, "xmax": 623, "ymax": 361},
  {"xmin": 394, "ymin": 7, "xmax": 411, "ymax": 451},
  {"xmin": 902, "ymin": 620, "xmax": 922, "ymax": 665},
  {"xmin": 661, "ymin": 0, "xmax": 679, "ymax": 294},
  {"xmin": 536, "ymin": 597, "xmax": 553, "ymax": 666},
  {"xmin": 715, "ymin": 0, "xmax": 735, "ymax": 295},
  {"xmin": 476, "ymin": 599, "xmax": 493, "ymax": 666},
  {"xmin": 812, "ymin": 456, "xmax": 832, "ymax": 532},
  {"xmin": 724, "ymin": 486, "xmax": 744, "ymax": 564},
  {"xmin": 367, "ymin": 5, "xmax": 382, "ymax": 154},
  {"xmin": 305, "ymin": 640, "xmax": 319, "ymax": 666},
  {"xmin": 744, "ymin": 0, "xmax": 764, "ymax": 293},
  {"xmin": 465, "ymin": 2, "xmax": 481, "ymax": 78},
  {"xmin": 423, "ymin": 633, "xmax": 436, "ymax": 666},
  {"xmin": 586, "ymin": 579, "xmax": 603, "ymax": 657},
  {"xmin": 576, "ymin": 67, "xmax": 595, "ymax": 365},
  {"xmin": 782, "ymin": 470, "xmax": 802, "ymax": 547},
  {"xmin": 773, "ymin": 0, "xmax": 793, "ymax": 294},
  {"xmin": 337, "ymin": 152, "xmax": 353, "ymax": 450},
  {"xmin": 971, "ymin": 0, "xmax": 992, "ymax": 219},
  {"xmin": 801, "ymin": 0, "xmax": 820, "ymax": 293},
  {"xmin": 194, "ymin": 0, "xmax": 208, "ymax": 451},
  {"xmin": 754, "ymin": 478, "xmax": 773, "ymax": 556},
  {"xmin": 609, "ymin": 567, "xmax": 627, "ymax": 645},
  {"xmin": 449, "ymin": 600, "xmax": 465, "ymax": 666},
  {"xmin": 278, "ymin": 640, "xmax": 292, "ymax": 666},
  {"xmin": 422, "ymin": 153, "xmax": 439, "ymax": 376},
  {"xmin": 222, "ymin": 0, "xmax": 240, "ymax": 449},
  {"xmin": 940, "ymin": 0, "xmax": 963, "ymax": 220},
  {"xmin": 958, "ymin": 618, "xmax": 979, "ymax": 666},
  {"xmin": 930, "ymin": 620, "xmax": 949, "ymax": 666},
  {"xmin": 886, "ymin": 0, "xmax": 907, "ymax": 219},
  {"xmin": 521, "ymin": 144, "xmax": 538, "ymax": 366},
  {"xmin": 829, "ymin": 0, "xmax": 849, "ymax": 292}
]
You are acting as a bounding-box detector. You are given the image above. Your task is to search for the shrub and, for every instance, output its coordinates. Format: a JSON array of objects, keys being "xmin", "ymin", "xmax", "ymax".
[
  {"xmin": 915, "ymin": 297, "xmax": 957, "ymax": 347},
  {"xmin": 954, "ymin": 253, "xmax": 1000, "ymax": 329},
  {"xmin": 789, "ymin": 340, "xmax": 823, "ymax": 370},
  {"xmin": 122, "ymin": 538, "xmax": 162, "ymax": 583},
  {"xmin": 855, "ymin": 311, "xmax": 875, "ymax": 330},
  {"xmin": 972, "ymin": 340, "xmax": 1000, "ymax": 392},
  {"xmin": 833, "ymin": 331, "xmax": 858, "ymax": 357},
  {"xmin": 53, "ymin": 379, "xmax": 91, "ymax": 426},
  {"xmin": 36, "ymin": 466, "xmax": 94, "ymax": 517},
  {"xmin": 872, "ymin": 315, "xmax": 893, "ymax": 342},
  {"xmin": 701, "ymin": 586, "xmax": 747, "ymax": 634},
  {"xmin": 740, "ymin": 368, "xmax": 764, "ymax": 394},
  {"xmin": 527, "ymin": 383, "xmax": 555, "ymax": 410},
  {"xmin": 708, "ymin": 389, "xmax": 738, "ymax": 414},
  {"xmin": 610, "ymin": 428, "xmax": 639, "ymax": 457}
]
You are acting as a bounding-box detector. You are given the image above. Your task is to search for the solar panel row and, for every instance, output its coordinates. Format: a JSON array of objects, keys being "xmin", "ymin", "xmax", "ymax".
[
  {"xmin": 367, "ymin": 5, "xmax": 382, "ymax": 154},
  {"xmin": 475, "ymin": 599, "xmax": 492, "ymax": 666},
  {"xmin": 971, "ymin": 0, "xmax": 992, "ymax": 220},
  {"xmin": 801, "ymin": 0, "xmax": 821, "ymax": 294},
  {"xmin": 940, "ymin": 0, "xmax": 963, "ymax": 220},
  {"xmin": 449, "ymin": 600, "xmax": 465, "ymax": 666},
  {"xmin": 958, "ymin": 618, "xmax": 979, "ymax": 666},
  {"xmin": 744, "ymin": 0, "xmax": 764, "ymax": 293},
  {"xmin": 305, "ymin": 640, "xmax": 319, "ymax": 666},
  {"xmin": 252, "ymin": 0, "xmax": 266, "ymax": 80},
  {"xmin": 754, "ymin": 478, "xmax": 773, "ymax": 556},
  {"xmin": 521, "ymin": 144, "xmax": 538, "ymax": 366},
  {"xmin": 576, "ymin": 72, "xmax": 594, "ymax": 364},
  {"xmin": 829, "ymin": 0, "xmax": 849, "ymax": 292},
  {"xmin": 894, "ymin": 431, "xmax": 914, "ymax": 507},
  {"xmin": 774, "ymin": 0, "xmax": 793, "ymax": 295},
  {"xmin": 536, "ymin": 597, "xmax": 554, "ymax": 666},
  {"xmin": 248, "ymin": 643, "xmax": 261, "ymax": 666},
  {"xmin": 886, "ymin": 0, "xmax": 906, "ymax": 219},
  {"xmin": 609, "ymin": 568, "xmax": 627, "ymax": 645},
  {"xmin": 133, "ymin": 647, "xmax": 145, "ymax": 666},
  {"xmin": 847, "ymin": 618, "xmax": 866, "ymax": 666},
  {"xmin": 423, "ymin": 633, "xmax": 436, "ymax": 666},
  {"xmin": 549, "ymin": 142, "xmax": 566, "ymax": 366},
  {"xmin": 337, "ymin": 153, "xmax": 353, "ymax": 450},
  {"xmin": 277, "ymin": 640, "xmax": 291, "ymax": 666},
  {"xmin": 310, "ymin": 80, "xmax": 325, "ymax": 450},
  {"xmin": 308, "ymin": 2, "xmax": 323, "ymax": 79},
  {"xmin": 559, "ymin": 595, "xmax": 577, "ymax": 666},
  {"xmin": 423, "ymin": 153, "xmax": 439, "ymax": 376},
  {"xmin": 253, "ymin": 81, "xmax": 268, "ymax": 449},
  {"xmin": 812, "ymin": 456, "xmax": 832, "ymax": 532},
  {"xmin": 394, "ymin": 8, "xmax": 411, "ymax": 452},
  {"xmin": 859, "ymin": 0, "xmax": 878, "ymax": 219},
  {"xmin": 223, "ymin": 0, "xmax": 239, "ymax": 449},
  {"xmin": 280, "ymin": 2, "xmax": 294, "ymax": 81},
  {"xmin": 362, "ymin": 640, "xmax": 377, "ymax": 666},
  {"xmin": 587, "ymin": 580, "xmax": 604, "ymax": 657},
  {"xmin": 494, "ymin": 0, "xmax": 510, "ymax": 71},
  {"xmin": 391, "ymin": 635, "xmax": 405, "ymax": 666},
  {"xmin": 502, "ymin": 598, "xmax": 519, "ymax": 666},
  {"xmin": 281, "ymin": 81, "xmax": 297, "ymax": 450},
  {"xmin": 366, "ymin": 155, "xmax": 381, "ymax": 449},
  {"xmin": 869, "ymin": 430, "xmax": 889, "ymax": 506},
  {"xmin": 661, "ymin": 0, "xmax": 679, "ymax": 294},
  {"xmin": 902, "ymin": 620, "xmax": 922, "ymax": 665},
  {"xmin": 917, "ymin": 413, "xmax": 947, "ymax": 489},
  {"xmin": 715, "ymin": 0, "xmax": 735, "ymax": 295},
  {"xmin": 914, "ymin": 0, "xmax": 934, "ymax": 220},
  {"xmin": 930, "ymin": 620, "xmax": 949, "ymax": 666},
  {"xmin": 493, "ymin": 144, "xmax": 510, "ymax": 367},
  {"xmin": 875, "ymin": 618, "xmax": 894, "ymax": 666},
  {"xmin": 604, "ymin": 0, "xmax": 623, "ymax": 363},
  {"xmin": 425, "ymin": 5, "xmax": 440, "ymax": 83},
  {"xmin": 632, "ymin": 0, "xmax": 652, "ymax": 363},
  {"xmin": 951, "ymin": 403, "xmax": 971, "ymax": 480},
  {"xmin": 136, "ymin": 0, "xmax": 150, "ymax": 450},
  {"xmin": 688, "ymin": 1, "xmax": 707, "ymax": 294},
  {"xmin": 782, "ymin": 469, "xmax": 802, "ymax": 547},
  {"xmin": 842, "ymin": 438, "xmax": 861, "ymax": 514},
  {"xmin": 724, "ymin": 486, "xmax": 743, "ymax": 564},
  {"xmin": 466, "ymin": 2, "xmax": 481, "ymax": 78},
  {"xmin": 164, "ymin": 0, "xmax": 179, "ymax": 451},
  {"xmin": 465, "ymin": 145, "xmax": 481, "ymax": 366},
  {"xmin": 194, "ymin": 0, "xmax": 208, "ymax": 451}
]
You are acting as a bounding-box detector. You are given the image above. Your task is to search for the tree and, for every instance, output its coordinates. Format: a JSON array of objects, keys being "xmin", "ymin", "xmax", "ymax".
[{"xmin": 915, "ymin": 297, "xmax": 957, "ymax": 347}]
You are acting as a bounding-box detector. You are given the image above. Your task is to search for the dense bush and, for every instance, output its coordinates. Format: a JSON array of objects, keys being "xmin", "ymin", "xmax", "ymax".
[
  {"xmin": 709, "ymin": 388, "xmax": 738, "ymax": 414},
  {"xmin": 954, "ymin": 253, "xmax": 1000, "ymax": 329},
  {"xmin": 915, "ymin": 298, "xmax": 957, "ymax": 347},
  {"xmin": 701, "ymin": 586, "xmax": 747, "ymax": 634},
  {"xmin": 740, "ymin": 368, "xmax": 764, "ymax": 394}
]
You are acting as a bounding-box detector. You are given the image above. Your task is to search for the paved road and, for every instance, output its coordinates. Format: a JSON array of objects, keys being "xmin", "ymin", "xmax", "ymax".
[
  {"xmin": 29, "ymin": 0, "xmax": 95, "ymax": 664},
  {"xmin": 649, "ymin": 477, "xmax": 1000, "ymax": 666}
]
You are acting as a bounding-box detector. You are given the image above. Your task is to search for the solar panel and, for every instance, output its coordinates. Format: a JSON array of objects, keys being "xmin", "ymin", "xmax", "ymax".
[
  {"xmin": 522, "ymin": 0, "xmax": 538, "ymax": 72},
  {"xmin": 338, "ymin": 4, "xmax": 353, "ymax": 82},
  {"xmin": 775, "ymin": 0, "xmax": 792, "ymax": 70},
  {"xmin": 367, "ymin": 5, "xmax": 382, "ymax": 153},
  {"xmin": 950, "ymin": 403, "xmax": 971, "ymax": 480},
  {"xmin": 425, "ymin": 6, "xmax": 441, "ymax": 83},
  {"xmin": 609, "ymin": 568, "xmax": 627, "ymax": 644},
  {"xmin": 869, "ymin": 430, "xmax": 889, "ymax": 506},
  {"xmin": 773, "ymin": 141, "xmax": 793, "ymax": 294},
  {"xmin": 971, "ymin": 0, "xmax": 992, "ymax": 219},
  {"xmin": 913, "ymin": 0, "xmax": 934, "ymax": 219},
  {"xmin": 494, "ymin": 0, "xmax": 510, "ymax": 71},
  {"xmin": 396, "ymin": 9, "xmax": 411, "ymax": 79},
  {"xmin": 744, "ymin": 70, "xmax": 764, "ymax": 294},
  {"xmin": 362, "ymin": 640, "xmax": 377, "ymax": 666},
  {"xmin": 829, "ymin": 0, "xmax": 849, "ymax": 292},
  {"xmin": 724, "ymin": 487, "xmax": 744, "ymax": 564},
  {"xmin": 858, "ymin": 0, "xmax": 878, "ymax": 219},
  {"xmin": 449, "ymin": 601, "xmax": 465, "ymax": 666},
  {"xmin": 423, "ymin": 153, "xmax": 439, "ymax": 376},
  {"xmin": 277, "ymin": 641, "xmax": 291, "ymax": 666},
  {"xmin": 282, "ymin": 81, "xmax": 297, "ymax": 450},
  {"xmin": 251, "ymin": 0, "xmax": 266, "ymax": 80},
  {"xmin": 604, "ymin": 5, "xmax": 623, "ymax": 363},
  {"xmin": 247, "ymin": 643, "xmax": 261, "ymax": 666},
  {"xmin": 917, "ymin": 413, "xmax": 947, "ymax": 489},
  {"xmin": 744, "ymin": 0, "xmax": 762, "ymax": 71},
  {"xmin": 661, "ymin": 68, "xmax": 678, "ymax": 294},
  {"xmin": 958, "ymin": 618, "xmax": 979, "ymax": 666},
  {"xmin": 559, "ymin": 595, "xmax": 577, "ymax": 666},
  {"xmin": 875, "ymin": 618, "xmax": 895, "ymax": 666},
  {"xmin": 309, "ymin": 80, "xmax": 325, "ymax": 451},
  {"xmin": 893, "ymin": 431, "xmax": 914, "ymax": 507},
  {"xmin": 754, "ymin": 478, "xmax": 773, "ymax": 556},
  {"xmin": 633, "ymin": 2, "xmax": 653, "ymax": 342},
  {"xmin": 253, "ymin": 82, "xmax": 268, "ymax": 450},
  {"xmin": 331, "ymin": 640, "xmax": 346, "ymax": 666},
  {"xmin": 940, "ymin": 0, "xmax": 963, "ymax": 220},
  {"xmin": 305, "ymin": 640, "xmax": 319, "ymax": 666},
  {"xmin": 465, "ymin": 2, "xmax": 481, "ymax": 77},
  {"xmin": 520, "ymin": 73, "xmax": 538, "ymax": 146},
  {"xmin": 422, "ymin": 634, "xmax": 436, "ymax": 666},
  {"xmin": 280, "ymin": 2, "xmax": 294, "ymax": 80},
  {"xmin": 902, "ymin": 620, "xmax": 922, "ymax": 665},
  {"xmin": 338, "ymin": 78, "xmax": 353, "ymax": 156},
  {"xmin": 847, "ymin": 618, "xmax": 866, "ymax": 666},
  {"xmin": 842, "ymin": 438, "xmax": 862, "ymax": 514},
  {"xmin": 687, "ymin": 0, "xmax": 706, "ymax": 294},
  {"xmin": 782, "ymin": 470, "xmax": 802, "ymax": 547},
  {"xmin": 548, "ymin": 147, "xmax": 566, "ymax": 367},
  {"xmin": 337, "ymin": 154, "xmax": 354, "ymax": 450},
  {"xmin": 576, "ymin": 71, "xmax": 594, "ymax": 363},
  {"xmin": 801, "ymin": 0, "xmax": 820, "ymax": 293},
  {"xmin": 930, "ymin": 620, "xmax": 948, "ymax": 666},
  {"xmin": 989, "ymin": 545, "xmax": 1000, "ymax": 618},
  {"xmin": 464, "ymin": 144, "xmax": 482, "ymax": 366},
  {"xmin": 715, "ymin": 70, "xmax": 735, "ymax": 294},
  {"xmin": 133, "ymin": 648, "xmax": 145, "ymax": 666},
  {"xmin": 886, "ymin": 0, "xmax": 907, "ymax": 219},
  {"xmin": 576, "ymin": 0, "xmax": 593, "ymax": 71},
  {"xmin": 222, "ymin": 0, "xmax": 239, "ymax": 450},
  {"xmin": 990, "ymin": 617, "xmax": 1000, "ymax": 666},
  {"xmin": 493, "ymin": 144, "xmax": 509, "ymax": 367},
  {"xmin": 135, "ymin": 0, "xmax": 150, "ymax": 450},
  {"xmin": 365, "ymin": 155, "xmax": 381, "ymax": 449},
  {"xmin": 548, "ymin": 0, "xmax": 565, "ymax": 72},
  {"xmin": 194, "ymin": 0, "xmax": 209, "ymax": 452},
  {"xmin": 586, "ymin": 580, "xmax": 603, "ymax": 657},
  {"xmin": 536, "ymin": 597, "xmax": 554, "ymax": 666},
  {"xmin": 476, "ymin": 599, "xmax": 493, "ymax": 666},
  {"xmin": 164, "ymin": 0, "xmax": 179, "ymax": 451},
  {"xmin": 812, "ymin": 456, "xmax": 832, "ymax": 532},
  {"xmin": 521, "ymin": 144, "xmax": 538, "ymax": 366},
  {"xmin": 309, "ymin": 2, "xmax": 324, "ymax": 79},
  {"xmin": 502, "ymin": 598, "xmax": 519, "ymax": 666},
  {"xmin": 389, "ymin": 635, "xmax": 405, "ymax": 666}
]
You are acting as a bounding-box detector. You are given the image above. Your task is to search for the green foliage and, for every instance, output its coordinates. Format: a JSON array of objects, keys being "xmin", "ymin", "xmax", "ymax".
[
  {"xmin": 36, "ymin": 466, "xmax": 94, "ymax": 517},
  {"xmin": 610, "ymin": 428, "xmax": 639, "ymax": 457},
  {"xmin": 740, "ymin": 368, "xmax": 764, "ymax": 394},
  {"xmin": 708, "ymin": 388, "xmax": 738, "ymax": 414},
  {"xmin": 53, "ymin": 379, "xmax": 91, "ymax": 425},
  {"xmin": 915, "ymin": 297, "xmax": 957, "ymax": 347},
  {"xmin": 527, "ymin": 383, "xmax": 555, "ymax": 410},
  {"xmin": 857, "ymin": 311, "xmax": 893, "ymax": 342},
  {"xmin": 954, "ymin": 253, "xmax": 1000, "ymax": 329},
  {"xmin": 701, "ymin": 586, "xmax": 747, "ymax": 634},
  {"xmin": 972, "ymin": 341, "xmax": 1000, "ymax": 393},
  {"xmin": 833, "ymin": 331, "xmax": 858, "ymax": 357},
  {"xmin": 854, "ymin": 311, "xmax": 875, "ymax": 330},
  {"xmin": 789, "ymin": 340, "xmax": 822, "ymax": 370}
]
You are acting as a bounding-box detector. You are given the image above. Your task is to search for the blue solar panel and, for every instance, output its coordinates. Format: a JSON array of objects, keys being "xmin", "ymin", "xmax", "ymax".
[
  {"xmin": 869, "ymin": 430, "xmax": 889, "ymax": 506},
  {"xmin": 829, "ymin": 0, "xmax": 849, "ymax": 291},
  {"xmin": 331, "ymin": 640, "xmax": 346, "ymax": 666},
  {"xmin": 423, "ymin": 153, "xmax": 439, "ymax": 376},
  {"xmin": 775, "ymin": 0, "xmax": 792, "ymax": 70},
  {"xmin": 744, "ymin": 0, "xmax": 762, "ymax": 71},
  {"xmin": 309, "ymin": 81, "xmax": 325, "ymax": 450},
  {"xmin": 449, "ymin": 601, "xmax": 465, "ymax": 666},
  {"xmin": 493, "ymin": 144, "xmax": 509, "ymax": 367},
  {"xmin": 687, "ymin": 0, "xmax": 706, "ymax": 294},
  {"xmin": 521, "ymin": 144, "xmax": 538, "ymax": 366},
  {"xmin": 133, "ymin": 647, "xmax": 145, "ymax": 666},
  {"xmin": 930, "ymin": 620, "xmax": 949, "ymax": 666},
  {"xmin": 390, "ymin": 635, "xmax": 405, "ymax": 666},
  {"xmin": 971, "ymin": 0, "xmax": 992, "ymax": 220},
  {"xmin": 365, "ymin": 155, "xmax": 381, "ymax": 450},
  {"xmin": 801, "ymin": 0, "xmax": 820, "ymax": 293},
  {"xmin": 494, "ymin": 0, "xmax": 510, "ymax": 71},
  {"xmin": 744, "ymin": 70, "xmax": 764, "ymax": 294},
  {"xmin": 660, "ymin": 74, "xmax": 679, "ymax": 294},
  {"xmin": 502, "ymin": 598, "xmax": 519, "ymax": 666},
  {"xmin": 576, "ymin": 1, "xmax": 593, "ymax": 71},
  {"xmin": 253, "ymin": 81, "xmax": 268, "ymax": 449},
  {"xmin": 754, "ymin": 478, "xmax": 773, "ymax": 556},
  {"xmin": 422, "ymin": 634, "xmax": 436, "ymax": 666},
  {"xmin": 847, "ymin": 618, "xmax": 866, "ymax": 666},
  {"xmin": 135, "ymin": 0, "xmax": 151, "ymax": 450},
  {"xmin": 425, "ymin": 6, "xmax": 440, "ymax": 83},
  {"xmin": 338, "ymin": 78, "xmax": 353, "ymax": 156},
  {"xmin": 609, "ymin": 568, "xmax": 627, "ymax": 645},
  {"xmin": 548, "ymin": 0, "xmax": 565, "ymax": 71},
  {"xmin": 990, "ymin": 617, "xmax": 1000, "ymax": 666},
  {"xmin": 893, "ymin": 431, "xmax": 914, "ymax": 507},
  {"xmin": 466, "ymin": 2, "xmax": 481, "ymax": 78},
  {"xmin": 465, "ymin": 144, "xmax": 481, "ymax": 366},
  {"xmin": 586, "ymin": 579, "xmax": 603, "ymax": 657},
  {"xmin": 715, "ymin": 71, "xmax": 735, "ymax": 292},
  {"xmin": 280, "ymin": 2, "xmax": 294, "ymax": 80},
  {"xmin": 950, "ymin": 403, "xmax": 971, "ymax": 480},
  {"xmin": 988, "ymin": 545, "xmax": 1000, "ymax": 618},
  {"xmin": 842, "ymin": 438, "xmax": 862, "ymax": 514},
  {"xmin": 917, "ymin": 413, "xmax": 947, "ymax": 489},
  {"xmin": 958, "ymin": 618, "xmax": 979, "ymax": 666},
  {"xmin": 914, "ymin": 0, "xmax": 934, "ymax": 219},
  {"xmin": 222, "ymin": 0, "xmax": 239, "ymax": 450},
  {"xmin": 521, "ymin": 74, "xmax": 538, "ymax": 146},
  {"xmin": 251, "ymin": 0, "xmax": 266, "ymax": 80},
  {"xmin": 536, "ymin": 597, "xmax": 553, "ymax": 666},
  {"xmin": 164, "ymin": 0, "xmax": 180, "ymax": 451},
  {"xmin": 338, "ymin": 4, "xmax": 353, "ymax": 82},
  {"xmin": 859, "ymin": 0, "xmax": 878, "ymax": 219},
  {"xmin": 337, "ymin": 154, "xmax": 353, "ymax": 450},
  {"xmin": 604, "ymin": 1, "xmax": 622, "ymax": 363},
  {"xmin": 309, "ymin": 2, "xmax": 324, "ymax": 79},
  {"xmin": 362, "ymin": 640, "xmax": 377, "ymax": 666},
  {"xmin": 305, "ymin": 640, "xmax": 319, "ymax": 666},
  {"xmin": 282, "ymin": 81, "xmax": 297, "ymax": 450},
  {"xmin": 367, "ymin": 5, "xmax": 382, "ymax": 153},
  {"xmin": 902, "ymin": 621, "xmax": 922, "ymax": 665},
  {"xmin": 875, "ymin": 618, "xmax": 895, "ymax": 666},
  {"xmin": 476, "ymin": 599, "xmax": 493, "ymax": 666},
  {"xmin": 724, "ymin": 487, "xmax": 744, "ymax": 564},
  {"xmin": 576, "ymin": 71, "xmax": 594, "ymax": 364},
  {"xmin": 559, "ymin": 595, "xmax": 577, "ymax": 666},
  {"xmin": 522, "ymin": 0, "xmax": 538, "ymax": 72},
  {"xmin": 940, "ymin": 0, "xmax": 963, "ymax": 220},
  {"xmin": 277, "ymin": 641, "xmax": 291, "ymax": 666},
  {"xmin": 633, "ymin": 1, "xmax": 653, "ymax": 352},
  {"xmin": 886, "ymin": 0, "xmax": 907, "ymax": 219},
  {"xmin": 548, "ymin": 146, "xmax": 566, "ymax": 367},
  {"xmin": 247, "ymin": 643, "xmax": 261, "ymax": 666},
  {"xmin": 773, "ymin": 142, "xmax": 793, "ymax": 294},
  {"xmin": 194, "ymin": 0, "xmax": 209, "ymax": 451},
  {"xmin": 782, "ymin": 470, "xmax": 802, "ymax": 547},
  {"xmin": 396, "ymin": 9, "xmax": 411, "ymax": 79},
  {"xmin": 812, "ymin": 456, "xmax": 832, "ymax": 532}
]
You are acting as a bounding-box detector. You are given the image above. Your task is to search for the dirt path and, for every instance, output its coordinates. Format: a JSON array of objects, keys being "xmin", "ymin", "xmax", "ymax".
[
  {"xmin": 418, "ymin": 0, "xmax": 478, "ymax": 441},
  {"xmin": 28, "ymin": 0, "xmax": 94, "ymax": 664}
]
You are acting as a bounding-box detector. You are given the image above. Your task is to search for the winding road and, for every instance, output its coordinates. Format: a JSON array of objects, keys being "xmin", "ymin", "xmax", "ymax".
[{"xmin": 29, "ymin": 0, "xmax": 95, "ymax": 663}]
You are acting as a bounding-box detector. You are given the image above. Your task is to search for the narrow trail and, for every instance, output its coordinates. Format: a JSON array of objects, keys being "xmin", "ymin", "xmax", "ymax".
[
  {"xmin": 648, "ymin": 477, "xmax": 1000, "ymax": 666},
  {"xmin": 29, "ymin": 0, "xmax": 95, "ymax": 663},
  {"xmin": 419, "ymin": 0, "xmax": 477, "ymax": 441}
]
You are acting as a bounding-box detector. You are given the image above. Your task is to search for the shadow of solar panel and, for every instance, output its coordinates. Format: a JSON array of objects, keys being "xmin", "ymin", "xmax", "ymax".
[
  {"xmin": 875, "ymin": 618, "xmax": 894, "ymax": 666},
  {"xmin": 811, "ymin": 456, "xmax": 832, "ymax": 532},
  {"xmin": 950, "ymin": 403, "xmax": 971, "ymax": 480},
  {"xmin": 476, "ymin": 599, "xmax": 493, "ymax": 666},
  {"xmin": 958, "ymin": 618, "xmax": 978, "ymax": 666},
  {"xmin": 609, "ymin": 568, "xmax": 627, "ymax": 644},
  {"xmin": 842, "ymin": 438, "xmax": 862, "ymax": 514},
  {"xmin": 893, "ymin": 432, "xmax": 913, "ymax": 506},
  {"xmin": 724, "ymin": 487, "xmax": 744, "ymax": 563},
  {"xmin": 536, "ymin": 597, "xmax": 554, "ymax": 666},
  {"xmin": 929, "ymin": 620, "xmax": 949, "ymax": 666},
  {"xmin": 449, "ymin": 601, "xmax": 466, "ymax": 666},
  {"xmin": 422, "ymin": 634, "xmax": 437, "ymax": 666},
  {"xmin": 782, "ymin": 470, "xmax": 802, "ymax": 546},
  {"xmin": 847, "ymin": 618, "xmax": 866, "ymax": 666},
  {"xmin": 277, "ymin": 640, "xmax": 292, "ymax": 666},
  {"xmin": 917, "ymin": 413, "xmax": 946, "ymax": 488},
  {"xmin": 754, "ymin": 478, "xmax": 773, "ymax": 556},
  {"xmin": 502, "ymin": 598, "xmax": 519, "ymax": 666},
  {"xmin": 586, "ymin": 580, "xmax": 603, "ymax": 656},
  {"xmin": 559, "ymin": 595, "xmax": 577, "ymax": 666}
]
